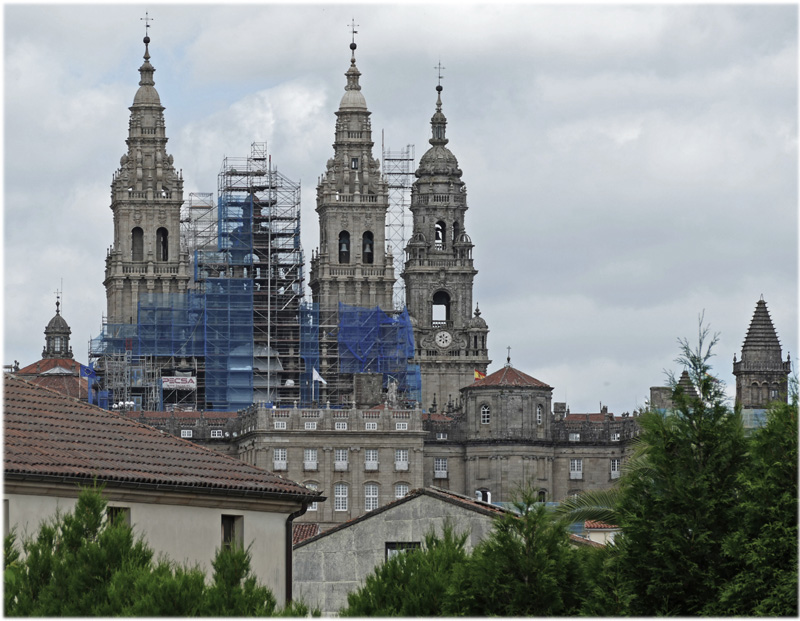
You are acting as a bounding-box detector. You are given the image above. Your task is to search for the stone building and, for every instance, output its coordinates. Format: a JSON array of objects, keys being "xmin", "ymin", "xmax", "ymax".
[
  {"xmin": 103, "ymin": 35, "xmax": 190, "ymax": 325},
  {"xmin": 403, "ymin": 83, "xmax": 491, "ymax": 412}
]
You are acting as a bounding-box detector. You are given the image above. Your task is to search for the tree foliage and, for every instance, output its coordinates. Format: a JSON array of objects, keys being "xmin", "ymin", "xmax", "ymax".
[
  {"xmin": 340, "ymin": 523, "xmax": 468, "ymax": 616},
  {"xmin": 4, "ymin": 486, "xmax": 314, "ymax": 616}
]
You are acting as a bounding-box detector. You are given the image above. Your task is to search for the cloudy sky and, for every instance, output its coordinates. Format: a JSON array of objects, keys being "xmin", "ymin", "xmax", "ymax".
[{"xmin": 4, "ymin": 3, "xmax": 797, "ymax": 414}]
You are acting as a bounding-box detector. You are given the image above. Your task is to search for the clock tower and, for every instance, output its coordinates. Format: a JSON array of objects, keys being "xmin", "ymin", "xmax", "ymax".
[{"xmin": 403, "ymin": 82, "xmax": 490, "ymax": 411}]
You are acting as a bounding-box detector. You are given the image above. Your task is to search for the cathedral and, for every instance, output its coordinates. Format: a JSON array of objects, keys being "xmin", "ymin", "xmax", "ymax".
[{"xmin": 13, "ymin": 31, "xmax": 790, "ymax": 531}]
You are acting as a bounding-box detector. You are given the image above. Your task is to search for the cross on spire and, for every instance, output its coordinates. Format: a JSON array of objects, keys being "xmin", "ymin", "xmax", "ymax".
[
  {"xmin": 141, "ymin": 11, "xmax": 153, "ymax": 37},
  {"xmin": 435, "ymin": 60, "xmax": 445, "ymax": 86},
  {"xmin": 349, "ymin": 18, "xmax": 359, "ymax": 44},
  {"xmin": 54, "ymin": 288, "xmax": 61, "ymax": 314}
]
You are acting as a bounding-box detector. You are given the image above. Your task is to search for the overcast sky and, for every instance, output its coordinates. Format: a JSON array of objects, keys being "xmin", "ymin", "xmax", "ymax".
[{"xmin": 4, "ymin": 3, "xmax": 797, "ymax": 414}]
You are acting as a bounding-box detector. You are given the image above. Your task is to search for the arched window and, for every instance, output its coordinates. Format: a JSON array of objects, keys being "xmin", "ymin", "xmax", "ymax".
[
  {"xmin": 365, "ymin": 483, "xmax": 379, "ymax": 511},
  {"xmin": 435, "ymin": 221, "xmax": 446, "ymax": 249},
  {"xmin": 156, "ymin": 227, "xmax": 169, "ymax": 261},
  {"xmin": 338, "ymin": 231, "xmax": 351, "ymax": 264},
  {"xmin": 480, "ymin": 404, "xmax": 491, "ymax": 425},
  {"xmin": 131, "ymin": 227, "xmax": 144, "ymax": 261},
  {"xmin": 536, "ymin": 404, "xmax": 543, "ymax": 425},
  {"xmin": 362, "ymin": 231, "xmax": 374, "ymax": 264},
  {"xmin": 395, "ymin": 483, "xmax": 409, "ymax": 499},
  {"xmin": 476, "ymin": 488, "xmax": 491, "ymax": 503},
  {"xmin": 452, "ymin": 221, "xmax": 460, "ymax": 243},
  {"xmin": 432, "ymin": 290, "xmax": 451, "ymax": 324},
  {"xmin": 537, "ymin": 490, "xmax": 547, "ymax": 503}
]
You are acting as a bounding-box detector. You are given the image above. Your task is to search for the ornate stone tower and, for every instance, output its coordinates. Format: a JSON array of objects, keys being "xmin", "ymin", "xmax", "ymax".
[
  {"xmin": 403, "ymin": 82, "xmax": 490, "ymax": 411},
  {"xmin": 42, "ymin": 297, "xmax": 73, "ymax": 359},
  {"xmin": 103, "ymin": 35, "xmax": 189, "ymax": 325},
  {"xmin": 308, "ymin": 38, "xmax": 395, "ymax": 311},
  {"xmin": 733, "ymin": 296, "xmax": 791, "ymax": 411}
]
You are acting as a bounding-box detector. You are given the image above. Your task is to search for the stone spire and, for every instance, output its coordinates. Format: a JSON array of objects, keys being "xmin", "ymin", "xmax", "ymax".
[
  {"xmin": 733, "ymin": 296, "xmax": 792, "ymax": 410},
  {"xmin": 43, "ymin": 296, "xmax": 73, "ymax": 359}
]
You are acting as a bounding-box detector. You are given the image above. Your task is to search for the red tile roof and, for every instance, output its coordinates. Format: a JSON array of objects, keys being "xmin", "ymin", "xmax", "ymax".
[
  {"xmin": 565, "ymin": 413, "xmax": 613, "ymax": 423},
  {"xmin": 4, "ymin": 375, "xmax": 321, "ymax": 502},
  {"xmin": 470, "ymin": 365, "xmax": 551, "ymax": 389},
  {"xmin": 16, "ymin": 358, "xmax": 83, "ymax": 375},
  {"xmin": 293, "ymin": 522, "xmax": 320, "ymax": 545},
  {"xmin": 25, "ymin": 374, "xmax": 88, "ymax": 400},
  {"xmin": 585, "ymin": 520, "xmax": 618, "ymax": 529},
  {"xmin": 122, "ymin": 410, "xmax": 240, "ymax": 421}
]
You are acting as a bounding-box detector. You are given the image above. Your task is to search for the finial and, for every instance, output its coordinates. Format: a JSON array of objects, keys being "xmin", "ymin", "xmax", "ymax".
[
  {"xmin": 506, "ymin": 346, "xmax": 512, "ymax": 367},
  {"xmin": 141, "ymin": 11, "xmax": 153, "ymax": 55},
  {"xmin": 474, "ymin": 303, "xmax": 481, "ymax": 317},
  {"xmin": 348, "ymin": 18, "xmax": 359, "ymax": 59},
  {"xmin": 759, "ymin": 293, "xmax": 764, "ymax": 301},
  {"xmin": 54, "ymin": 288, "xmax": 61, "ymax": 314},
  {"xmin": 435, "ymin": 60, "xmax": 445, "ymax": 92}
]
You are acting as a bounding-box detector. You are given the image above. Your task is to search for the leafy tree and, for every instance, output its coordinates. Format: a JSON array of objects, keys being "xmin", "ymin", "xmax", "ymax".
[
  {"xmin": 712, "ymin": 384, "xmax": 798, "ymax": 616},
  {"xmin": 608, "ymin": 318, "xmax": 748, "ymax": 615},
  {"xmin": 340, "ymin": 523, "xmax": 468, "ymax": 616},
  {"xmin": 445, "ymin": 488, "xmax": 587, "ymax": 616},
  {"xmin": 4, "ymin": 485, "xmax": 314, "ymax": 616}
]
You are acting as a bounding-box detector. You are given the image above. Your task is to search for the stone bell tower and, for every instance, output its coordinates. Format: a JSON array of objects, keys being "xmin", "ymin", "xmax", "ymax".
[
  {"xmin": 403, "ymin": 80, "xmax": 490, "ymax": 411},
  {"xmin": 103, "ymin": 34, "xmax": 189, "ymax": 326}
]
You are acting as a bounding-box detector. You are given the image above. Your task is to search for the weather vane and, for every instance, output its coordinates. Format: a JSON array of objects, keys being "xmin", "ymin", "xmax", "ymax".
[
  {"xmin": 349, "ymin": 18, "xmax": 359, "ymax": 45},
  {"xmin": 506, "ymin": 346, "xmax": 512, "ymax": 364},
  {"xmin": 435, "ymin": 60, "xmax": 445, "ymax": 86},
  {"xmin": 141, "ymin": 11, "xmax": 153, "ymax": 37}
]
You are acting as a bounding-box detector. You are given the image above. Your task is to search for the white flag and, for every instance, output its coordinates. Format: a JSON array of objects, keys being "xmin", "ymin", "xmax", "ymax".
[{"xmin": 312, "ymin": 368, "xmax": 328, "ymax": 385}]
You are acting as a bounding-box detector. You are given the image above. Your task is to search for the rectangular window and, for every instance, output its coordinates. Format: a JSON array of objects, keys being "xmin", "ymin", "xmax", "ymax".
[
  {"xmin": 306, "ymin": 483, "xmax": 318, "ymax": 511},
  {"xmin": 180, "ymin": 429, "xmax": 193, "ymax": 438},
  {"xmin": 611, "ymin": 458, "xmax": 621, "ymax": 479},
  {"xmin": 351, "ymin": 157, "xmax": 359, "ymax": 170},
  {"xmin": 335, "ymin": 421, "xmax": 348, "ymax": 431},
  {"xmin": 385, "ymin": 541, "xmax": 421, "ymax": 560},
  {"xmin": 274, "ymin": 421, "xmax": 287, "ymax": 430},
  {"xmin": 570, "ymin": 458, "xmax": 583, "ymax": 479},
  {"xmin": 273, "ymin": 448, "xmax": 287, "ymax": 470},
  {"xmin": 304, "ymin": 448, "xmax": 318, "ymax": 470},
  {"xmin": 436, "ymin": 432, "xmax": 447, "ymax": 440},
  {"xmin": 569, "ymin": 432, "xmax": 580, "ymax": 442},
  {"xmin": 107, "ymin": 506, "xmax": 131, "ymax": 527},
  {"xmin": 395, "ymin": 449, "xmax": 409, "ymax": 471},
  {"xmin": 305, "ymin": 421, "xmax": 317, "ymax": 430},
  {"xmin": 611, "ymin": 432, "xmax": 620, "ymax": 442},
  {"xmin": 395, "ymin": 483, "xmax": 409, "ymax": 499},
  {"xmin": 365, "ymin": 449, "xmax": 379, "ymax": 470},
  {"xmin": 334, "ymin": 483, "xmax": 348, "ymax": 511},
  {"xmin": 434, "ymin": 458, "xmax": 448, "ymax": 479},
  {"xmin": 335, "ymin": 448, "xmax": 348, "ymax": 471},
  {"xmin": 480, "ymin": 406, "xmax": 491, "ymax": 424},
  {"xmin": 396, "ymin": 422, "xmax": 408, "ymax": 431},
  {"xmin": 365, "ymin": 483, "xmax": 379, "ymax": 511},
  {"xmin": 536, "ymin": 406, "xmax": 543, "ymax": 425},
  {"xmin": 365, "ymin": 422, "xmax": 378, "ymax": 430},
  {"xmin": 221, "ymin": 515, "xmax": 243, "ymax": 549},
  {"xmin": 210, "ymin": 429, "xmax": 223, "ymax": 438}
]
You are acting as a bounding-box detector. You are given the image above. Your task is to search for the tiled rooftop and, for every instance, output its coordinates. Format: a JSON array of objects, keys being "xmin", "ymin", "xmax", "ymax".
[
  {"xmin": 293, "ymin": 522, "xmax": 320, "ymax": 545},
  {"xmin": 585, "ymin": 520, "xmax": 618, "ymax": 529},
  {"xmin": 471, "ymin": 365, "xmax": 551, "ymax": 389},
  {"xmin": 4, "ymin": 375, "xmax": 321, "ymax": 501}
]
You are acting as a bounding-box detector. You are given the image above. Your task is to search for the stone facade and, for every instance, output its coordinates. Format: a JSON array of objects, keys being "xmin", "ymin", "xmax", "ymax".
[
  {"xmin": 403, "ymin": 84, "xmax": 490, "ymax": 411},
  {"xmin": 293, "ymin": 487, "xmax": 508, "ymax": 615},
  {"xmin": 103, "ymin": 36, "xmax": 189, "ymax": 325}
]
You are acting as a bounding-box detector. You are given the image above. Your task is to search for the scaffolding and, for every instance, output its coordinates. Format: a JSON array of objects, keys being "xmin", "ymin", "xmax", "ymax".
[
  {"xmin": 382, "ymin": 141, "xmax": 415, "ymax": 310},
  {"xmin": 181, "ymin": 192, "xmax": 217, "ymax": 288}
]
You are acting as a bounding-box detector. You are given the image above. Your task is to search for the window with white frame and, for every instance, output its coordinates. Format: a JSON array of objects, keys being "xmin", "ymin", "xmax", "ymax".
[
  {"xmin": 395, "ymin": 449, "xmax": 409, "ymax": 470},
  {"xmin": 569, "ymin": 432, "xmax": 580, "ymax": 442},
  {"xmin": 611, "ymin": 458, "xmax": 621, "ymax": 479},
  {"xmin": 304, "ymin": 448, "xmax": 318, "ymax": 470},
  {"xmin": 181, "ymin": 429, "xmax": 193, "ymax": 438},
  {"xmin": 273, "ymin": 448, "xmax": 287, "ymax": 470},
  {"xmin": 365, "ymin": 422, "xmax": 378, "ymax": 430},
  {"xmin": 365, "ymin": 483, "xmax": 379, "ymax": 511},
  {"xmin": 434, "ymin": 458, "xmax": 448, "ymax": 478},
  {"xmin": 396, "ymin": 422, "xmax": 408, "ymax": 431},
  {"xmin": 335, "ymin": 421, "xmax": 348, "ymax": 430},
  {"xmin": 385, "ymin": 541, "xmax": 421, "ymax": 560},
  {"xmin": 395, "ymin": 483, "xmax": 409, "ymax": 499},
  {"xmin": 569, "ymin": 458, "xmax": 583, "ymax": 479},
  {"xmin": 436, "ymin": 432, "xmax": 448, "ymax": 440},
  {"xmin": 611, "ymin": 432, "xmax": 620, "ymax": 442},
  {"xmin": 480, "ymin": 404, "xmax": 491, "ymax": 424},
  {"xmin": 306, "ymin": 482, "xmax": 318, "ymax": 511},
  {"xmin": 274, "ymin": 421, "xmax": 286, "ymax": 430},
  {"xmin": 365, "ymin": 449, "xmax": 379, "ymax": 470},
  {"xmin": 334, "ymin": 483, "xmax": 348, "ymax": 511},
  {"xmin": 210, "ymin": 429, "xmax": 223, "ymax": 438},
  {"xmin": 335, "ymin": 448, "xmax": 348, "ymax": 471},
  {"xmin": 536, "ymin": 404, "xmax": 543, "ymax": 425},
  {"xmin": 305, "ymin": 421, "xmax": 317, "ymax": 430}
]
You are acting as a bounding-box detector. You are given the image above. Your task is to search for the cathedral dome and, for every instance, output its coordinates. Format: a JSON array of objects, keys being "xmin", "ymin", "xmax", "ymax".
[
  {"xmin": 416, "ymin": 85, "xmax": 462, "ymax": 179},
  {"xmin": 45, "ymin": 312, "xmax": 70, "ymax": 333},
  {"xmin": 339, "ymin": 42, "xmax": 367, "ymax": 111},
  {"xmin": 339, "ymin": 88, "xmax": 367, "ymax": 110}
]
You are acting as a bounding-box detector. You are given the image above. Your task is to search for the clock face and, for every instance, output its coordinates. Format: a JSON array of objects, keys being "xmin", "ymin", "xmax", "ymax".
[{"xmin": 435, "ymin": 330, "xmax": 452, "ymax": 348}]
